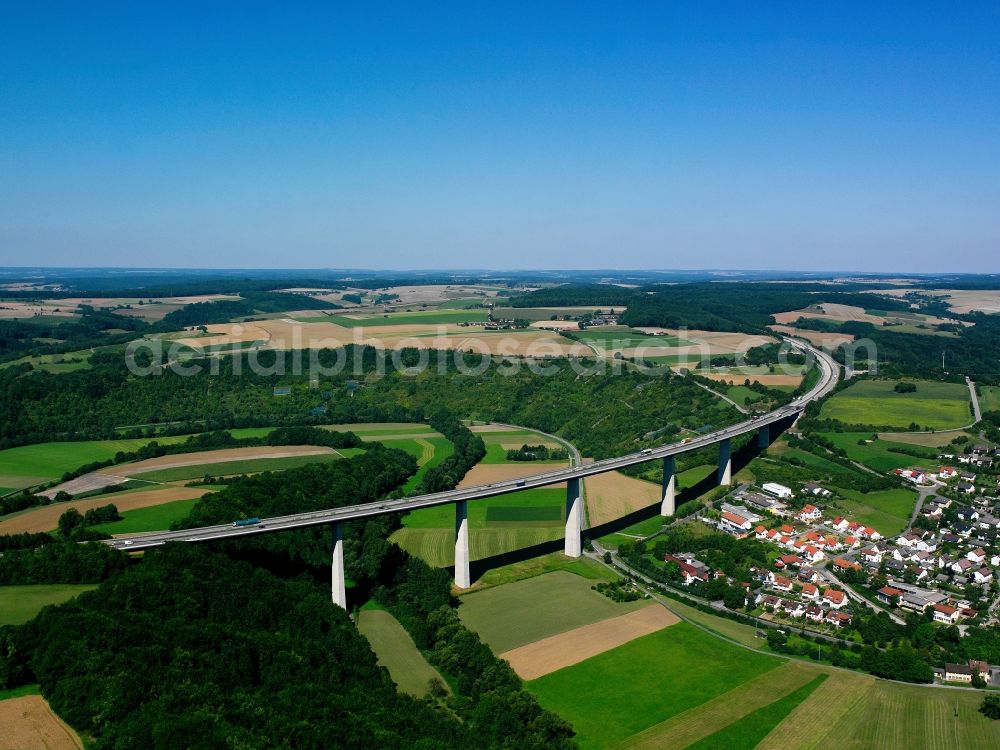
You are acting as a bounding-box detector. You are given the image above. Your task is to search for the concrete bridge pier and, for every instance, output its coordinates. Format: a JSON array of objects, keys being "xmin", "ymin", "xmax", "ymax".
[
  {"xmin": 564, "ymin": 478, "xmax": 582, "ymax": 557},
  {"xmin": 331, "ymin": 522, "xmax": 346, "ymax": 609},
  {"xmin": 718, "ymin": 438, "xmax": 732, "ymax": 486},
  {"xmin": 454, "ymin": 499, "xmax": 471, "ymax": 589},
  {"xmin": 660, "ymin": 456, "xmax": 677, "ymax": 516},
  {"xmin": 758, "ymin": 424, "xmax": 770, "ymax": 450}
]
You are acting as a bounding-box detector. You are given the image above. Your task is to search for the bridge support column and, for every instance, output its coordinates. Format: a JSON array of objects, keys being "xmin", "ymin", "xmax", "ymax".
[
  {"xmin": 564, "ymin": 478, "xmax": 582, "ymax": 557},
  {"xmin": 758, "ymin": 424, "xmax": 770, "ymax": 450},
  {"xmin": 331, "ymin": 522, "xmax": 346, "ymax": 609},
  {"xmin": 454, "ymin": 500, "xmax": 470, "ymax": 589},
  {"xmin": 718, "ymin": 438, "xmax": 732, "ymax": 486},
  {"xmin": 660, "ymin": 456, "xmax": 676, "ymax": 516}
]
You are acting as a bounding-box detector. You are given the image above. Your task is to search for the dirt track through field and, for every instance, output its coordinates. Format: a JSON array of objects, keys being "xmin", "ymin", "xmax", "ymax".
[
  {"xmin": 0, "ymin": 695, "xmax": 84, "ymax": 750},
  {"xmin": 0, "ymin": 486, "xmax": 210, "ymax": 535},
  {"xmin": 502, "ymin": 605, "xmax": 678, "ymax": 680}
]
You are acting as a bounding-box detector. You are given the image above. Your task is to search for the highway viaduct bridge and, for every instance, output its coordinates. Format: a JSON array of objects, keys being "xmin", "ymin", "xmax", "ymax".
[{"xmin": 104, "ymin": 340, "xmax": 839, "ymax": 607}]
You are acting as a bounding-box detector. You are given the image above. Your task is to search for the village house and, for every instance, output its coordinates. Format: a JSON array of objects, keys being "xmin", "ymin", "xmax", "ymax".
[
  {"xmin": 822, "ymin": 589, "xmax": 847, "ymax": 609},
  {"xmin": 663, "ymin": 555, "xmax": 711, "ymax": 585},
  {"xmin": 877, "ymin": 585, "xmax": 903, "ymax": 605},
  {"xmin": 802, "ymin": 482, "xmax": 832, "ymax": 498},
  {"xmin": 797, "ymin": 504, "xmax": 822, "ymax": 523}
]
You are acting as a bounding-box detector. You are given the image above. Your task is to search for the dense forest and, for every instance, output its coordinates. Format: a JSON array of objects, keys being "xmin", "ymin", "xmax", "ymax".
[{"xmin": 0, "ymin": 346, "xmax": 741, "ymax": 457}]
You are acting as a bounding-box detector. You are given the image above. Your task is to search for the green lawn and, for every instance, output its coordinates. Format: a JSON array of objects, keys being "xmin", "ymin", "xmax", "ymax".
[
  {"xmin": 684, "ymin": 675, "xmax": 827, "ymax": 750},
  {"xmin": 0, "ymin": 584, "xmax": 98, "ymax": 626},
  {"xmin": 526, "ymin": 623, "xmax": 781, "ymax": 750},
  {"xmin": 130, "ymin": 452, "xmax": 347, "ymax": 482},
  {"xmin": 821, "ymin": 432, "xmax": 938, "ymax": 472},
  {"xmin": 91, "ymin": 498, "xmax": 201, "ymax": 534},
  {"xmin": 458, "ymin": 570, "xmax": 650, "ymax": 653},
  {"xmin": 357, "ymin": 608, "xmax": 449, "ymax": 698},
  {"xmin": 820, "ymin": 379, "xmax": 971, "ymax": 430}
]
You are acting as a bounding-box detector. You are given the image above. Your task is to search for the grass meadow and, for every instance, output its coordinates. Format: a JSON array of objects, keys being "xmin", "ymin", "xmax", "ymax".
[
  {"xmin": 820, "ymin": 379, "xmax": 971, "ymax": 430},
  {"xmin": 458, "ymin": 570, "xmax": 649, "ymax": 653},
  {"xmin": 0, "ymin": 584, "xmax": 98, "ymax": 626},
  {"xmin": 526, "ymin": 622, "xmax": 781, "ymax": 750},
  {"xmin": 821, "ymin": 432, "xmax": 938, "ymax": 472},
  {"xmin": 91, "ymin": 498, "xmax": 201, "ymax": 534},
  {"xmin": 357, "ymin": 606, "xmax": 448, "ymax": 698}
]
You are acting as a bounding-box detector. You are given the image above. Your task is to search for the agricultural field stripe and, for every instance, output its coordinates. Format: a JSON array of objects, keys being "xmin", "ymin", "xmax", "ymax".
[
  {"xmin": 506, "ymin": 605, "xmax": 678, "ymax": 680},
  {"xmin": 752, "ymin": 670, "xmax": 875, "ymax": 750},
  {"xmin": 611, "ymin": 660, "xmax": 819, "ymax": 750}
]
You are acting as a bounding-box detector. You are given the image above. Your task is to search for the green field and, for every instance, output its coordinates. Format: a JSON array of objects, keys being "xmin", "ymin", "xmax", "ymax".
[
  {"xmin": 683, "ymin": 675, "xmax": 827, "ymax": 750},
  {"xmin": 484, "ymin": 505, "xmax": 562, "ymax": 523},
  {"xmin": 808, "ymin": 680, "xmax": 1000, "ymax": 750},
  {"xmin": 323, "ymin": 422, "xmax": 436, "ymax": 436},
  {"xmin": 380, "ymin": 437, "xmax": 454, "ymax": 492},
  {"xmin": 526, "ymin": 622, "xmax": 781, "ymax": 750},
  {"xmin": 467, "ymin": 552, "xmax": 618, "ymax": 590},
  {"xmin": 832, "ymin": 487, "xmax": 917, "ymax": 536},
  {"xmin": 392, "ymin": 486, "xmax": 567, "ymax": 566},
  {"xmin": 820, "ymin": 379, "xmax": 971, "ymax": 430},
  {"xmin": 821, "ymin": 432, "xmax": 938, "ymax": 472},
  {"xmin": 91, "ymin": 498, "xmax": 201, "ymax": 534},
  {"xmin": 571, "ymin": 329, "xmax": 691, "ymax": 349},
  {"xmin": 458, "ymin": 570, "xmax": 650, "ymax": 653},
  {"xmin": 980, "ymin": 385, "xmax": 1000, "ymax": 413},
  {"xmin": 130, "ymin": 452, "xmax": 350, "ymax": 482},
  {"xmin": 357, "ymin": 607, "xmax": 449, "ymax": 698},
  {"xmin": 0, "ymin": 436, "xmax": 192, "ymax": 488},
  {"xmin": 0, "ymin": 584, "xmax": 98, "ymax": 626},
  {"xmin": 0, "ymin": 350, "xmax": 93, "ymax": 373}
]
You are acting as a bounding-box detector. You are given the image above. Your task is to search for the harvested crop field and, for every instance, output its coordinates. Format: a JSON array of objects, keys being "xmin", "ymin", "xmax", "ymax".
[
  {"xmin": 0, "ymin": 695, "xmax": 83, "ymax": 750},
  {"xmin": 585, "ymin": 471, "xmax": 661, "ymax": 526},
  {"xmin": 768, "ymin": 324, "xmax": 856, "ymax": 347},
  {"xmin": 174, "ymin": 318, "xmax": 588, "ymax": 357},
  {"xmin": 458, "ymin": 463, "xmax": 567, "ymax": 488},
  {"xmin": 500, "ymin": 604, "xmax": 677, "ymax": 680},
  {"xmin": 0, "ymin": 486, "xmax": 209, "ymax": 535},
  {"xmin": 97, "ymin": 446, "xmax": 337, "ymax": 476},
  {"xmin": 928, "ymin": 289, "xmax": 1000, "ymax": 315}
]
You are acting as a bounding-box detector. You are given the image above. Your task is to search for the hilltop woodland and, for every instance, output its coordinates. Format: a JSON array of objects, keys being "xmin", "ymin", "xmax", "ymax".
[
  {"xmin": 0, "ymin": 346, "xmax": 740, "ymax": 455},
  {"xmin": 0, "ymin": 423, "xmax": 577, "ymax": 749}
]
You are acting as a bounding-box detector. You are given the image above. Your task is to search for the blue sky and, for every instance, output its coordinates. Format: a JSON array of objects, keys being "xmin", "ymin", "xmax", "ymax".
[{"xmin": 1, "ymin": 1, "xmax": 998, "ymax": 271}]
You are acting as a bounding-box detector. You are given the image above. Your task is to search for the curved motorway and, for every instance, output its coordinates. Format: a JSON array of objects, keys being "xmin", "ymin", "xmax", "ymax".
[{"xmin": 104, "ymin": 338, "xmax": 839, "ymax": 551}]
